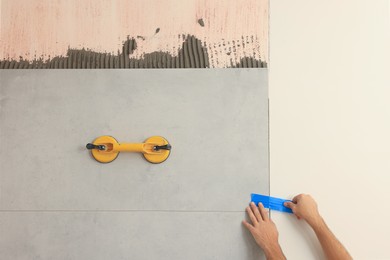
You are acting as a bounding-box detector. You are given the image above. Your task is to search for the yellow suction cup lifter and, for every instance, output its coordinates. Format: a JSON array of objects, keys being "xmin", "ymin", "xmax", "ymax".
[{"xmin": 86, "ymin": 136, "xmax": 171, "ymax": 164}]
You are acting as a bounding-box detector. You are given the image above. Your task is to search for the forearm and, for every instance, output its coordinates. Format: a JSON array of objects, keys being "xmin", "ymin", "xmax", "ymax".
[
  {"xmin": 310, "ymin": 217, "xmax": 352, "ymax": 260},
  {"xmin": 264, "ymin": 243, "xmax": 286, "ymax": 260}
]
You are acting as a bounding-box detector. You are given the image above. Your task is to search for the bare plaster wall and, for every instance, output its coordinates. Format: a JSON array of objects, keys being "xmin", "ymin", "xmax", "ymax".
[{"xmin": 269, "ymin": 0, "xmax": 390, "ymax": 259}]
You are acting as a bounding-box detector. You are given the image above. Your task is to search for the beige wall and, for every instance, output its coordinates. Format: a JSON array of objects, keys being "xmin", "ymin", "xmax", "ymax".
[{"xmin": 270, "ymin": 0, "xmax": 390, "ymax": 259}]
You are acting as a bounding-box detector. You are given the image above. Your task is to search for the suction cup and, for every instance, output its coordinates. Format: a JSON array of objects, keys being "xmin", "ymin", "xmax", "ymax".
[
  {"xmin": 143, "ymin": 136, "xmax": 171, "ymax": 164},
  {"xmin": 90, "ymin": 135, "xmax": 119, "ymax": 163}
]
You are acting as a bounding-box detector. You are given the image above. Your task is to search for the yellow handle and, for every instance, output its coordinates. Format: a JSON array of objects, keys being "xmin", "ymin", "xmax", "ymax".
[{"xmin": 115, "ymin": 143, "xmax": 145, "ymax": 153}]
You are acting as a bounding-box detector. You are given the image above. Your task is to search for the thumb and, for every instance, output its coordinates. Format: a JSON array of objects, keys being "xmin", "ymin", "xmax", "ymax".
[{"xmin": 284, "ymin": 201, "xmax": 295, "ymax": 210}]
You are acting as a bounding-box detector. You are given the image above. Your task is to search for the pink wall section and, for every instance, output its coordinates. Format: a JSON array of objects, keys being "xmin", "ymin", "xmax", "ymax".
[{"xmin": 0, "ymin": 0, "xmax": 268, "ymax": 68}]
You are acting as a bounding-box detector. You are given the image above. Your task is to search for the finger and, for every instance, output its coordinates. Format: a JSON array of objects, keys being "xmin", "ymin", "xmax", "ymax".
[
  {"xmin": 258, "ymin": 202, "xmax": 269, "ymax": 221},
  {"xmin": 246, "ymin": 206, "xmax": 258, "ymax": 225},
  {"xmin": 292, "ymin": 194, "xmax": 303, "ymax": 203},
  {"xmin": 284, "ymin": 201, "xmax": 296, "ymax": 211},
  {"xmin": 242, "ymin": 220, "xmax": 254, "ymax": 232},
  {"xmin": 250, "ymin": 202, "xmax": 262, "ymax": 222}
]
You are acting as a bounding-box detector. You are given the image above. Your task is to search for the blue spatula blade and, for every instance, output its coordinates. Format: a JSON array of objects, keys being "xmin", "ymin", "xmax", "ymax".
[{"xmin": 251, "ymin": 193, "xmax": 293, "ymax": 214}]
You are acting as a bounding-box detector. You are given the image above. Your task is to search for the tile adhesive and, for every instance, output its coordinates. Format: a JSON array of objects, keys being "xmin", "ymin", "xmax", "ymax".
[{"xmin": 0, "ymin": 34, "xmax": 266, "ymax": 69}]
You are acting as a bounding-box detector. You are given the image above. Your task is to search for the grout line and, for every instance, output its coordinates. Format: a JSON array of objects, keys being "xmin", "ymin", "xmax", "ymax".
[
  {"xmin": 267, "ymin": 0, "xmax": 272, "ymax": 219},
  {"xmin": 0, "ymin": 209, "xmax": 245, "ymax": 213},
  {"xmin": 268, "ymin": 96, "xmax": 272, "ymax": 219}
]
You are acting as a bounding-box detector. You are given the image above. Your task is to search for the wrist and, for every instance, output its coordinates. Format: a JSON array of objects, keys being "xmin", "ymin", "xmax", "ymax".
[
  {"xmin": 308, "ymin": 215, "xmax": 325, "ymax": 231},
  {"xmin": 264, "ymin": 243, "xmax": 286, "ymax": 260}
]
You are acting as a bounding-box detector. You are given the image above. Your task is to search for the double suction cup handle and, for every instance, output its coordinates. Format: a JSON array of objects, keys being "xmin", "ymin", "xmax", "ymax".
[
  {"xmin": 86, "ymin": 143, "xmax": 171, "ymax": 151},
  {"xmin": 86, "ymin": 136, "xmax": 171, "ymax": 164}
]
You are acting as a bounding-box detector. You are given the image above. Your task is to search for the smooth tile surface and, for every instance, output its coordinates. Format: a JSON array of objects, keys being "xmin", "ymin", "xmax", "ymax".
[
  {"xmin": 0, "ymin": 211, "xmax": 264, "ymax": 260},
  {"xmin": 0, "ymin": 69, "xmax": 269, "ymax": 211}
]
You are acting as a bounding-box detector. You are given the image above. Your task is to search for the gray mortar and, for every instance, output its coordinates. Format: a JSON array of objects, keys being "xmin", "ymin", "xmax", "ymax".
[
  {"xmin": 233, "ymin": 57, "xmax": 267, "ymax": 68},
  {"xmin": 0, "ymin": 35, "xmax": 266, "ymax": 69}
]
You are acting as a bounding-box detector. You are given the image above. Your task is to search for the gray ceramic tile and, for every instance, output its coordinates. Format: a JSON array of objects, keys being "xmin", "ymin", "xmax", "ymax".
[
  {"xmin": 0, "ymin": 211, "xmax": 264, "ymax": 260},
  {"xmin": 0, "ymin": 70, "xmax": 268, "ymax": 210}
]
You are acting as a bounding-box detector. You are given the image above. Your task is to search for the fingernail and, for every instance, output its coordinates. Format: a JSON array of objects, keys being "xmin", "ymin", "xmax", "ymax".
[
  {"xmin": 251, "ymin": 202, "xmax": 255, "ymax": 205},
  {"xmin": 258, "ymin": 202, "xmax": 262, "ymax": 206}
]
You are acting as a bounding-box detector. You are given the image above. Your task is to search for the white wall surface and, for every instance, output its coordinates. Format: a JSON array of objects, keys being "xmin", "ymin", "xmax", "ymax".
[{"xmin": 269, "ymin": 0, "xmax": 390, "ymax": 259}]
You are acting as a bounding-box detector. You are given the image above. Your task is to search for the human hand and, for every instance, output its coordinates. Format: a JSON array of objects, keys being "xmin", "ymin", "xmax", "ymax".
[
  {"xmin": 284, "ymin": 194, "xmax": 322, "ymax": 227},
  {"xmin": 243, "ymin": 202, "xmax": 285, "ymax": 260}
]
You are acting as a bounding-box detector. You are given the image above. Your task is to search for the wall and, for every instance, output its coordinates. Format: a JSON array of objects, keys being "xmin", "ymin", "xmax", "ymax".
[
  {"xmin": 0, "ymin": 0, "xmax": 268, "ymax": 68},
  {"xmin": 269, "ymin": 0, "xmax": 390, "ymax": 259},
  {"xmin": 1, "ymin": 0, "xmax": 389, "ymax": 258}
]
